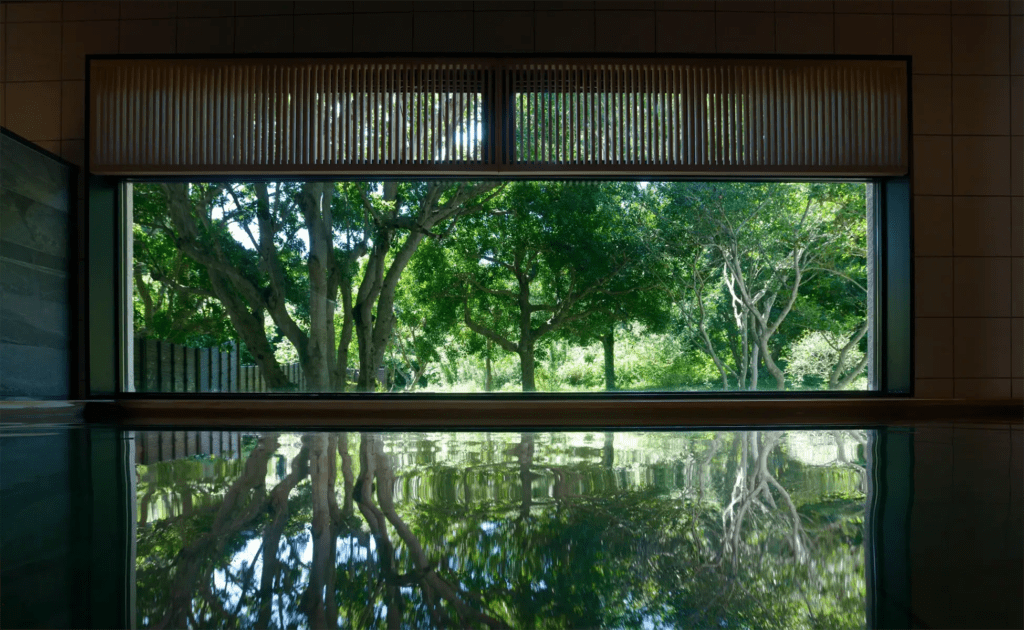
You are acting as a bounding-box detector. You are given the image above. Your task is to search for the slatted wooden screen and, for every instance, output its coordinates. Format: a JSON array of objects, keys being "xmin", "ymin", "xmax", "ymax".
[
  {"xmin": 90, "ymin": 59, "xmax": 494, "ymax": 174},
  {"xmin": 504, "ymin": 59, "xmax": 907, "ymax": 175},
  {"xmin": 89, "ymin": 57, "xmax": 908, "ymax": 177}
]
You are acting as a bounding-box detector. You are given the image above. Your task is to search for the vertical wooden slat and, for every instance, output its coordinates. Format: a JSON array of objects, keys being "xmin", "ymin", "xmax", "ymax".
[
  {"xmin": 156, "ymin": 66, "xmax": 164, "ymax": 165},
  {"xmin": 281, "ymin": 66, "xmax": 288, "ymax": 165},
  {"xmin": 612, "ymin": 64, "xmax": 619, "ymax": 165},
  {"xmin": 686, "ymin": 66, "xmax": 693, "ymax": 166},
  {"xmin": 634, "ymin": 64, "xmax": 641, "ymax": 165},
  {"xmin": 800, "ymin": 66, "xmax": 808, "ymax": 166},
  {"xmin": 262, "ymin": 65, "xmax": 269, "ymax": 166},
  {"xmin": 654, "ymin": 64, "xmax": 660, "ymax": 165},
  {"xmin": 720, "ymin": 65, "xmax": 728, "ymax": 165},
  {"xmin": 452, "ymin": 65, "xmax": 459, "ymax": 162},
  {"xmin": 542, "ymin": 65, "xmax": 549, "ymax": 163},
  {"xmin": 129, "ymin": 65, "xmax": 137, "ymax": 165},
  {"xmin": 160, "ymin": 432, "xmax": 173, "ymax": 462},
  {"xmin": 245, "ymin": 65, "xmax": 253, "ymax": 166},
  {"xmin": 561, "ymin": 65, "xmax": 568, "ymax": 163},
  {"xmin": 659, "ymin": 64, "xmax": 666, "ymax": 165},
  {"xmin": 523, "ymin": 65, "xmax": 530, "ymax": 163},
  {"xmin": 841, "ymin": 66, "xmax": 848, "ymax": 165},
  {"xmin": 174, "ymin": 431, "xmax": 186, "ymax": 459},
  {"xmin": 209, "ymin": 347, "xmax": 220, "ymax": 392},
  {"xmin": 295, "ymin": 65, "xmax": 303, "ymax": 165},
  {"xmin": 537, "ymin": 64, "xmax": 543, "ymax": 164},
  {"xmin": 329, "ymin": 64, "xmax": 336, "ymax": 164},
  {"xmin": 133, "ymin": 336, "xmax": 142, "ymax": 393},
  {"xmin": 872, "ymin": 68, "xmax": 881, "ymax": 167},
  {"xmin": 704, "ymin": 66, "xmax": 712, "ymax": 165},
  {"xmin": 621, "ymin": 63, "xmax": 627, "ymax": 165},
  {"xmin": 627, "ymin": 64, "xmax": 634, "ymax": 165},
  {"xmin": 171, "ymin": 66, "xmax": 179, "ymax": 165},
  {"xmin": 770, "ymin": 66, "xmax": 778, "ymax": 165},
  {"xmin": 341, "ymin": 65, "xmax": 348, "ymax": 164},
  {"xmin": 370, "ymin": 63, "xmax": 378, "ymax": 163},
  {"xmin": 361, "ymin": 62, "xmax": 366, "ymax": 164},
  {"xmin": 254, "ymin": 65, "xmax": 262, "ymax": 165},
  {"xmin": 145, "ymin": 65, "xmax": 153, "ymax": 165},
  {"xmin": 669, "ymin": 64, "xmax": 677, "ymax": 165},
  {"xmin": 157, "ymin": 341, "xmax": 171, "ymax": 392},
  {"xmin": 187, "ymin": 67, "xmax": 194, "ymax": 166},
  {"xmin": 315, "ymin": 64, "xmax": 323, "ymax": 165},
  {"xmin": 220, "ymin": 346, "xmax": 230, "ymax": 392},
  {"xmin": 173, "ymin": 344, "xmax": 185, "ymax": 392},
  {"xmin": 202, "ymin": 68, "xmax": 210, "ymax": 164},
  {"xmin": 701, "ymin": 66, "xmax": 709, "ymax": 166},
  {"xmin": 596, "ymin": 65, "xmax": 602, "ymax": 164}
]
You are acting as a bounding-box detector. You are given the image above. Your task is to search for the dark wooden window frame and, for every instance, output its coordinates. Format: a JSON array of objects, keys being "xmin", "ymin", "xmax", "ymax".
[{"xmin": 83, "ymin": 53, "xmax": 914, "ymax": 405}]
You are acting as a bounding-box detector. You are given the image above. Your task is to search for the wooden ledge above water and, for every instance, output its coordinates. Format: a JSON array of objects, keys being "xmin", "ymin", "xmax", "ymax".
[{"xmin": 100, "ymin": 398, "xmax": 1022, "ymax": 429}]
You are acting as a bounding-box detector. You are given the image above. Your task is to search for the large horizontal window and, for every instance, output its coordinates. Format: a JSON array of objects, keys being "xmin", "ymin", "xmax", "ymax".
[
  {"xmin": 86, "ymin": 56, "xmax": 910, "ymax": 398},
  {"xmin": 126, "ymin": 179, "xmax": 873, "ymax": 394}
]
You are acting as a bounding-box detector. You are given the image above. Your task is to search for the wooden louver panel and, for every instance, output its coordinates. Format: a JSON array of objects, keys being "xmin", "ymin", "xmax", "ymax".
[
  {"xmin": 89, "ymin": 58, "xmax": 908, "ymax": 176},
  {"xmin": 504, "ymin": 59, "xmax": 908, "ymax": 175},
  {"xmin": 90, "ymin": 59, "xmax": 494, "ymax": 174}
]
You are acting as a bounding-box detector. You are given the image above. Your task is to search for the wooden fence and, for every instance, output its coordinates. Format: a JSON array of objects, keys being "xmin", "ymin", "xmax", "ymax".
[
  {"xmin": 238, "ymin": 363, "xmax": 306, "ymax": 392},
  {"xmin": 135, "ymin": 430, "xmax": 244, "ymax": 465},
  {"xmin": 132, "ymin": 337, "xmax": 303, "ymax": 393}
]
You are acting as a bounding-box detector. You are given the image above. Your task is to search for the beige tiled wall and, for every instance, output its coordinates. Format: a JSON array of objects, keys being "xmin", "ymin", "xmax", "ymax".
[{"xmin": 2, "ymin": 0, "xmax": 1021, "ymax": 399}]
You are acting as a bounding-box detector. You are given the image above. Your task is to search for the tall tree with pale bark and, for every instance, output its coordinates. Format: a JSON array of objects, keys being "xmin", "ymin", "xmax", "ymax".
[{"xmin": 657, "ymin": 182, "xmax": 867, "ymax": 391}]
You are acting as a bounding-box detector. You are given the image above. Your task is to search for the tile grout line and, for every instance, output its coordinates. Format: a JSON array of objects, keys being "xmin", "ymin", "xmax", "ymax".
[
  {"xmin": 948, "ymin": 9, "xmax": 956, "ymax": 388},
  {"xmin": 1009, "ymin": 11, "xmax": 1015, "ymax": 344},
  {"xmin": 59, "ymin": 3, "xmax": 63, "ymax": 155}
]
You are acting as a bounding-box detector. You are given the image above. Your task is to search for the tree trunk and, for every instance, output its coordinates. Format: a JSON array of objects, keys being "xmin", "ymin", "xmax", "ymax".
[
  {"xmin": 304, "ymin": 434, "xmax": 337, "ymax": 629},
  {"xmin": 759, "ymin": 332, "xmax": 787, "ymax": 390},
  {"xmin": 299, "ymin": 183, "xmax": 337, "ymax": 392},
  {"xmin": 602, "ymin": 330, "xmax": 616, "ymax": 391},
  {"xmin": 519, "ymin": 344, "xmax": 537, "ymax": 392},
  {"xmin": 517, "ymin": 433, "xmax": 535, "ymax": 519},
  {"xmin": 332, "ymin": 280, "xmax": 354, "ymax": 392},
  {"xmin": 602, "ymin": 432, "xmax": 614, "ymax": 468},
  {"xmin": 484, "ymin": 339, "xmax": 493, "ymax": 391},
  {"xmin": 749, "ymin": 341, "xmax": 760, "ymax": 391},
  {"xmin": 207, "ymin": 273, "xmax": 291, "ymax": 391},
  {"xmin": 353, "ymin": 233, "xmax": 426, "ymax": 391}
]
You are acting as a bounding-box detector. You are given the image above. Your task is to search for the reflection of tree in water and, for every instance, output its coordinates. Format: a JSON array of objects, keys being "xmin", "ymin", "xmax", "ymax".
[{"xmin": 135, "ymin": 430, "xmax": 868, "ymax": 629}]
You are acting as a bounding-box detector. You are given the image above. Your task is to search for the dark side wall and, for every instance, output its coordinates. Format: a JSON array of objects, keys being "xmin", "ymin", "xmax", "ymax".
[{"xmin": 0, "ymin": 131, "xmax": 74, "ymax": 399}]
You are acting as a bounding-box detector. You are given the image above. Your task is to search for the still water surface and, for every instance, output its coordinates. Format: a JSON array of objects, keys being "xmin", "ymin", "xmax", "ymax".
[{"xmin": 133, "ymin": 430, "xmax": 869, "ymax": 629}]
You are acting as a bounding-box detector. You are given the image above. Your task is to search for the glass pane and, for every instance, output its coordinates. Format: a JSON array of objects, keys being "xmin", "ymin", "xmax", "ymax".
[
  {"xmin": 132, "ymin": 429, "xmax": 871, "ymax": 629},
  {"xmin": 127, "ymin": 180, "xmax": 872, "ymax": 393}
]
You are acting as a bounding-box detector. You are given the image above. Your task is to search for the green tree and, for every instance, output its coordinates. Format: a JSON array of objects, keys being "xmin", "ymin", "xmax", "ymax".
[
  {"xmin": 134, "ymin": 180, "xmax": 499, "ymax": 392},
  {"xmin": 131, "ymin": 185, "xmax": 235, "ymax": 347},
  {"xmin": 416, "ymin": 181, "xmax": 665, "ymax": 392},
  {"xmin": 658, "ymin": 182, "xmax": 867, "ymax": 391}
]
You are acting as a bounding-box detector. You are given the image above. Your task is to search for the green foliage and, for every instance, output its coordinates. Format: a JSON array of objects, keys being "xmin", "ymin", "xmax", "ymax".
[
  {"xmin": 786, "ymin": 330, "xmax": 867, "ymax": 390},
  {"xmin": 132, "ymin": 179, "xmax": 870, "ymax": 393},
  {"xmin": 132, "ymin": 184, "xmax": 236, "ymax": 347},
  {"xmin": 656, "ymin": 181, "xmax": 868, "ymax": 391}
]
